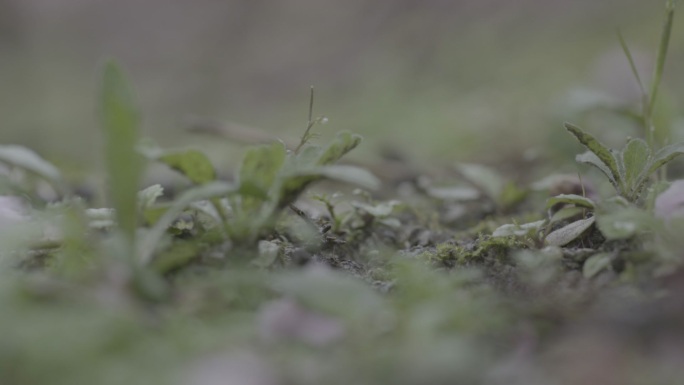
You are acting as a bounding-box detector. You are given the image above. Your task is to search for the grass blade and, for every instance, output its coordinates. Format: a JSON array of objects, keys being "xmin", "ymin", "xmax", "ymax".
[
  {"xmin": 101, "ymin": 61, "xmax": 143, "ymax": 250},
  {"xmin": 617, "ymin": 29, "xmax": 647, "ymax": 99},
  {"xmin": 648, "ymin": 0, "xmax": 676, "ymax": 116}
]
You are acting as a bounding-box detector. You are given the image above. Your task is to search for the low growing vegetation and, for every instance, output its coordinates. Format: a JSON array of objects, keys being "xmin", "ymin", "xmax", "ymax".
[{"xmin": 3, "ymin": 3, "xmax": 684, "ymax": 384}]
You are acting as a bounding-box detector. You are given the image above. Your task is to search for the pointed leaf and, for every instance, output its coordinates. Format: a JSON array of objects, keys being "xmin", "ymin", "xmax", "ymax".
[
  {"xmin": 101, "ymin": 61, "xmax": 143, "ymax": 245},
  {"xmin": 649, "ymin": 142, "xmax": 684, "ymax": 175},
  {"xmin": 315, "ymin": 131, "xmax": 362, "ymax": 166},
  {"xmin": 621, "ymin": 138, "xmax": 651, "ymax": 195},
  {"xmin": 157, "ymin": 149, "xmax": 216, "ymax": 184},
  {"xmin": 576, "ymin": 151, "xmax": 619, "ymax": 189},
  {"xmin": 545, "ymin": 216, "xmax": 595, "ymax": 246},
  {"xmin": 565, "ymin": 123, "xmax": 622, "ymax": 189},
  {"xmin": 549, "ymin": 206, "xmax": 585, "ymax": 225},
  {"xmin": 238, "ymin": 142, "xmax": 286, "ymax": 193},
  {"xmin": 546, "ymin": 194, "xmax": 595, "ymax": 210}
]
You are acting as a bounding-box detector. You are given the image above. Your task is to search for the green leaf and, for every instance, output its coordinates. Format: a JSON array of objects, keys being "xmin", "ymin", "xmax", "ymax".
[
  {"xmin": 583, "ymin": 252, "xmax": 614, "ymax": 279},
  {"xmin": 157, "ymin": 149, "xmax": 216, "ymax": 184},
  {"xmin": 576, "ymin": 151, "xmax": 619, "ymax": 190},
  {"xmin": 549, "ymin": 206, "xmax": 586, "ymax": 225},
  {"xmin": 545, "ymin": 194, "xmax": 595, "ymax": 210},
  {"xmin": 595, "ymin": 206, "xmax": 652, "ymax": 240},
  {"xmin": 565, "ymin": 123, "xmax": 622, "ymax": 191},
  {"xmin": 0, "ymin": 145, "xmax": 64, "ymax": 192},
  {"xmin": 101, "ymin": 61, "xmax": 143, "ymax": 247},
  {"xmin": 545, "ymin": 217, "xmax": 595, "ymax": 246},
  {"xmin": 620, "ymin": 138, "xmax": 651, "ymax": 196},
  {"xmin": 649, "ymin": 142, "xmax": 684, "ymax": 175},
  {"xmin": 315, "ymin": 131, "xmax": 362, "ymax": 166},
  {"xmin": 139, "ymin": 181, "xmax": 234, "ymax": 263},
  {"xmin": 238, "ymin": 142, "xmax": 286, "ymax": 198},
  {"xmin": 274, "ymin": 165, "xmax": 379, "ymax": 211}
]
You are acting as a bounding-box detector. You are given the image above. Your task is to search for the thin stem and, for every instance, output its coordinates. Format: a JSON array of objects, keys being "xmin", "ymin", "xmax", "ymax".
[
  {"xmin": 294, "ymin": 86, "xmax": 316, "ymax": 154},
  {"xmin": 308, "ymin": 85, "xmax": 314, "ymax": 123},
  {"xmin": 617, "ymin": 29, "xmax": 647, "ymax": 99}
]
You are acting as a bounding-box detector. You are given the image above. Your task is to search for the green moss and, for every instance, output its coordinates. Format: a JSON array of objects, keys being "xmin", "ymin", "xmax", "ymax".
[{"xmin": 421, "ymin": 236, "xmax": 528, "ymax": 268}]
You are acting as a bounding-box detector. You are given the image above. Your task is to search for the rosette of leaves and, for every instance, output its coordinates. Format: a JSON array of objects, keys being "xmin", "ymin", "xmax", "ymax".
[
  {"xmin": 138, "ymin": 126, "xmax": 378, "ymax": 261},
  {"xmin": 564, "ymin": 123, "xmax": 684, "ymax": 202},
  {"xmin": 230, "ymin": 132, "xmax": 379, "ymax": 243}
]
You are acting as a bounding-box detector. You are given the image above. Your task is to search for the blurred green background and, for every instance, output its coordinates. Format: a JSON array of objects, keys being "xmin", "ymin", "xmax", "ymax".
[{"xmin": 1, "ymin": 0, "xmax": 682, "ymax": 176}]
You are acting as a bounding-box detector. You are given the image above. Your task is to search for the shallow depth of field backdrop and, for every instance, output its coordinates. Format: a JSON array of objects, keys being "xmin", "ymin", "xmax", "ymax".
[{"xmin": 2, "ymin": 0, "xmax": 683, "ymax": 175}]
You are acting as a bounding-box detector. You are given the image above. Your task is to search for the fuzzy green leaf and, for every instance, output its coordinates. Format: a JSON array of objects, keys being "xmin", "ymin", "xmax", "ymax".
[
  {"xmin": 156, "ymin": 149, "xmax": 216, "ymax": 184},
  {"xmin": 549, "ymin": 206, "xmax": 586, "ymax": 225},
  {"xmin": 545, "ymin": 216, "xmax": 595, "ymax": 246},
  {"xmin": 649, "ymin": 142, "xmax": 684, "ymax": 176},
  {"xmin": 575, "ymin": 151, "xmax": 619, "ymax": 190},
  {"xmin": 621, "ymin": 138, "xmax": 651, "ymax": 195},
  {"xmin": 101, "ymin": 61, "xmax": 143, "ymax": 246},
  {"xmin": 315, "ymin": 131, "xmax": 362, "ymax": 166},
  {"xmin": 595, "ymin": 207, "xmax": 652, "ymax": 240},
  {"xmin": 238, "ymin": 142, "xmax": 286, "ymax": 195},
  {"xmin": 565, "ymin": 123, "xmax": 622, "ymax": 190},
  {"xmin": 545, "ymin": 194, "xmax": 595, "ymax": 210}
]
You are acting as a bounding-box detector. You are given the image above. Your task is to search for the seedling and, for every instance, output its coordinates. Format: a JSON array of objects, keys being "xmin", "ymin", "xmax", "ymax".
[{"xmin": 564, "ymin": 122, "xmax": 684, "ymax": 202}]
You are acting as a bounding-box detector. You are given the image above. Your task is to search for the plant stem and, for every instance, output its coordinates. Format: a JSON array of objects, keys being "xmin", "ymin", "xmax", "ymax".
[{"xmin": 294, "ymin": 86, "xmax": 316, "ymax": 154}]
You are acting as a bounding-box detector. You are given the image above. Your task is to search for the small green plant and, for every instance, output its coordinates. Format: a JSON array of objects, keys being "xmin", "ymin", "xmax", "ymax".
[
  {"xmin": 564, "ymin": 1, "xmax": 680, "ymax": 202},
  {"xmin": 564, "ymin": 123, "xmax": 684, "ymax": 202},
  {"xmin": 133, "ymin": 86, "xmax": 379, "ymax": 263}
]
